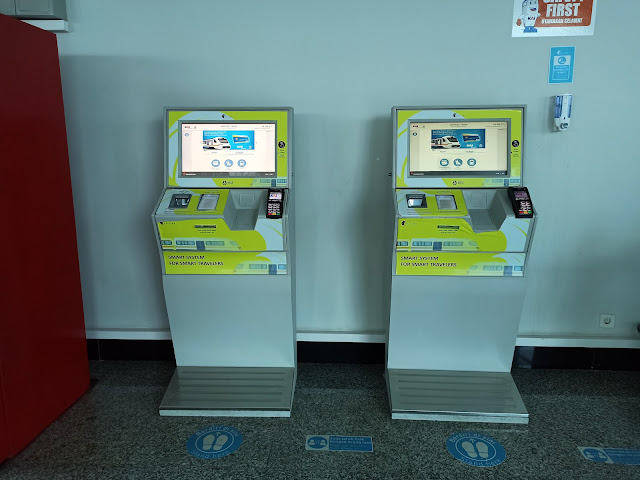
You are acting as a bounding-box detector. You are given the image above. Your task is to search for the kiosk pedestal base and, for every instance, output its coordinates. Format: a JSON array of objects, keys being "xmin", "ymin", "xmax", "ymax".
[
  {"xmin": 159, "ymin": 366, "xmax": 295, "ymax": 417},
  {"xmin": 387, "ymin": 369, "xmax": 528, "ymax": 424}
]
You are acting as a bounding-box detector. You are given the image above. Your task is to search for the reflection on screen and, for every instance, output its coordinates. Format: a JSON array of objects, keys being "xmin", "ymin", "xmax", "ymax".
[
  {"xmin": 409, "ymin": 120, "xmax": 509, "ymax": 177},
  {"xmin": 181, "ymin": 122, "xmax": 276, "ymax": 177}
]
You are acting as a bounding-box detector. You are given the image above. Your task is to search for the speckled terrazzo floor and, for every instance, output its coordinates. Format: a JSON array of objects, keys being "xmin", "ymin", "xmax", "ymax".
[{"xmin": 1, "ymin": 361, "xmax": 639, "ymax": 479}]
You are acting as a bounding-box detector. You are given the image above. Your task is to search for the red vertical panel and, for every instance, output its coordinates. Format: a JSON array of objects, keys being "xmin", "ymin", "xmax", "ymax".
[
  {"xmin": 0, "ymin": 375, "xmax": 8, "ymax": 463},
  {"xmin": 0, "ymin": 15, "xmax": 89, "ymax": 458}
]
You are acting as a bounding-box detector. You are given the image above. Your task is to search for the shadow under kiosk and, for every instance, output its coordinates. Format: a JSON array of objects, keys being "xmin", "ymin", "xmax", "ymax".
[
  {"xmin": 152, "ymin": 108, "xmax": 296, "ymax": 417},
  {"xmin": 387, "ymin": 106, "xmax": 536, "ymax": 424}
]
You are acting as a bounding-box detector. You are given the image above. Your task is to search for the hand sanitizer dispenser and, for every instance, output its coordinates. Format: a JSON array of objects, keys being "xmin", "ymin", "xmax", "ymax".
[{"xmin": 554, "ymin": 94, "xmax": 572, "ymax": 131}]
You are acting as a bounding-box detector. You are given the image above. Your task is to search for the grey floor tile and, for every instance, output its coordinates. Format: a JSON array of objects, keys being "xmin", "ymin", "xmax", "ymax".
[{"xmin": 1, "ymin": 361, "xmax": 640, "ymax": 479}]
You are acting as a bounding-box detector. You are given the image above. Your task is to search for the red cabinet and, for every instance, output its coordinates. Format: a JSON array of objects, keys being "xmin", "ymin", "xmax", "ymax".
[{"xmin": 0, "ymin": 14, "xmax": 89, "ymax": 462}]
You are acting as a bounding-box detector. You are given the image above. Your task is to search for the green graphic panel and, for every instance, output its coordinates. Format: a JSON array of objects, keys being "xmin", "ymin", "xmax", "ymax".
[
  {"xmin": 164, "ymin": 251, "xmax": 287, "ymax": 275},
  {"xmin": 396, "ymin": 252, "xmax": 525, "ymax": 276},
  {"xmin": 397, "ymin": 219, "xmax": 508, "ymax": 252},
  {"xmin": 398, "ymin": 110, "xmax": 421, "ymax": 128},
  {"xmin": 157, "ymin": 218, "xmax": 267, "ymax": 252},
  {"xmin": 168, "ymin": 111, "xmax": 190, "ymax": 129}
]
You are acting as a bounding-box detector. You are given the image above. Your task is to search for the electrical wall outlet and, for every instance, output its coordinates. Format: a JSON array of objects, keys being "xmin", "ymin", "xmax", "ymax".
[{"xmin": 599, "ymin": 313, "xmax": 616, "ymax": 328}]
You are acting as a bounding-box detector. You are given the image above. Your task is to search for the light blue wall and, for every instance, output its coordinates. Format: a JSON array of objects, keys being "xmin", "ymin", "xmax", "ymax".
[{"xmin": 57, "ymin": 0, "xmax": 640, "ymax": 342}]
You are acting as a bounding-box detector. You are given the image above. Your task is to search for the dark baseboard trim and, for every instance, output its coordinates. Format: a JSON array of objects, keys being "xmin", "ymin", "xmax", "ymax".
[
  {"xmin": 297, "ymin": 341, "xmax": 385, "ymax": 364},
  {"xmin": 513, "ymin": 346, "xmax": 640, "ymax": 370},
  {"xmin": 87, "ymin": 339, "xmax": 175, "ymax": 361},
  {"xmin": 86, "ymin": 340, "xmax": 640, "ymax": 370}
]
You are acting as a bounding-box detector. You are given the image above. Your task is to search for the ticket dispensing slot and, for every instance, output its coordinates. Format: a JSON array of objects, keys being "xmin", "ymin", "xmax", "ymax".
[
  {"xmin": 436, "ymin": 195, "xmax": 456, "ymax": 211},
  {"xmin": 406, "ymin": 194, "xmax": 427, "ymax": 208},
  {"xmin": 169, "ymin": 194, "xmax": 191, "ymax": 209},
  {"xmin": 197, "ymin": 194, "xmax": 220, "ymax": 211}
]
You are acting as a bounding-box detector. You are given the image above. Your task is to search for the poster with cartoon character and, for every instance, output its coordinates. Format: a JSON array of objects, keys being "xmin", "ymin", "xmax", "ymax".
[{"xmin": 512, "ymin": 0, "xmax": 597, "ymax": 37}]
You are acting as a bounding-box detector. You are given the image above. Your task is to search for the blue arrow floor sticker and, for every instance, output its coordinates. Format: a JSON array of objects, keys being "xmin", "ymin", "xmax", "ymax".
[
  {"xmin": 446, "ymin": 432, "xmax": 506, "ymax": 467},
  {"xmin": 579, "ymin": 447, "xmax": 640, "ymax": 465},
  {"xmin": 186, "ymin": 425, "xmax": 243, "ymax": 459},
  {"xmin": 306, "ymin": 435, "xmax": 373, "ymax": 452}
]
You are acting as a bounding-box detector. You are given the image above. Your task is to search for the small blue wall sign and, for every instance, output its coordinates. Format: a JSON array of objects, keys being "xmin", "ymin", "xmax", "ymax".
[
  {"xmin": 446, "ymin": 432, "xmax": 506, "ymax": 467},
  {"xmin": 549, "ymin": 46, "xmax": 575, "ymax": 84},
  {"xmin": 186, "ymin": 425, "xmax": 243, "ymax": 459}
]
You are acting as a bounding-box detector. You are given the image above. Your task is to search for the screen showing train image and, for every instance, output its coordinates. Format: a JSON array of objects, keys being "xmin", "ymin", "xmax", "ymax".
[
  {"xmin": 180, "ymin": 122, "xmax": 277, "ymax": 177},
  {"xmin": 408, "ymin": 120, "xmax": 509, "ymax": 177}
]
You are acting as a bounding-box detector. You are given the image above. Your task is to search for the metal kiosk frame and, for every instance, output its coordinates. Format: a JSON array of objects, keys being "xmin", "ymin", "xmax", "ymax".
[
  {"xmin": 152, "ymin": 107, "xmax": 296, "ymax": 417},
  {"xmin": 387, "ymin": 106, "xmax": 536, "ymax": 424}
]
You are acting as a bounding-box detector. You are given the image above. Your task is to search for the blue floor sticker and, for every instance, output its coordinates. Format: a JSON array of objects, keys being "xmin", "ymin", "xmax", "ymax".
[
  {"xmin": 186, "ymin": 425, "xmax": 242, "ymax": 459},
  {"xmin": 306, "ymin": 435, "xmax": 373, "ymax": 452},
  {"xmin": 447, "ymin": 432, "xmax": 506, "ymax": 467},
  {"xmin": 579, "ymin": 447, "xmax": 640, "ymax": 465}
]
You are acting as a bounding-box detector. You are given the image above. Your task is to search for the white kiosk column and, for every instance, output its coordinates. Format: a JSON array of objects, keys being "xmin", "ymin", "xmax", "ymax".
[
  {"xmin": 387, "ymin": 106, "xmax": 535, "ymax": 424},
  {"xmin": 152, "ymin": 108, "xmax": 296, "ymax": 417}
]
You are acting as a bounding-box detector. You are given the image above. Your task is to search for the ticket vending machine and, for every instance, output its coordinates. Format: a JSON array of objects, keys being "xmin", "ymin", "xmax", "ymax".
[
  {"xmin": 387, "ymin": 106, "xmax": 535, "ymax": 423},
  {"xmin": 153, "ymin": 108, "xmax": 296, "ymax": 416}
]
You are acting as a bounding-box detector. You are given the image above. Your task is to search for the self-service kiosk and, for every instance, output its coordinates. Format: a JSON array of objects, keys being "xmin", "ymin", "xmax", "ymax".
[
  {"xmin": 387, "ymin": 106, "xmax": 535, "ymax": 424},
  {"xmin": 152, "ymin": 108, "xmax": 296, "ymax": 417}
]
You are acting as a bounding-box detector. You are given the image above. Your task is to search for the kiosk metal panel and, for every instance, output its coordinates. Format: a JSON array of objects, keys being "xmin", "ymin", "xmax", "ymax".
[
  {"xmin": 153, "ymin": 107, "xmax": 296, "ymax": 417},
  {"xmin": 387, "ymin": 105, "xmax": 534, "ymax": 424}
]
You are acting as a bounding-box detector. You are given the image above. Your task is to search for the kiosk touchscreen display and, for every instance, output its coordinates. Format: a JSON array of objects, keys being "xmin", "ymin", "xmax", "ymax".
[
  {"xmin": 180, "ymin": 121, "xmax": 277, "ymax": 177},
  {"xmin": 408, "ymin": 119, "xmax": 510, "ymax": 177}
]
